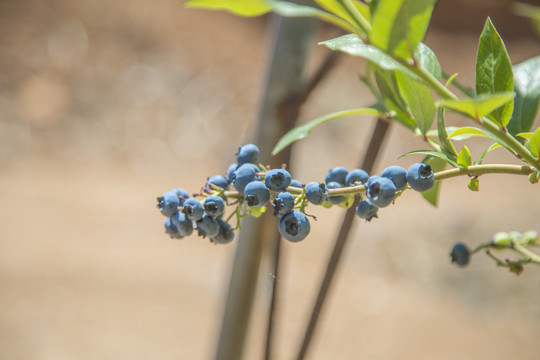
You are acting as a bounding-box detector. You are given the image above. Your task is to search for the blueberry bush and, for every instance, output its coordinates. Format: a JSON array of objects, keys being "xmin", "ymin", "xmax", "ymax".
[
  {"xmin": 159, "ymin": 0, "xmax": 540, "ymax": 272},
  {"xmin": 158, "ymin": 0, "xmax": 540, "ymax": 357}
]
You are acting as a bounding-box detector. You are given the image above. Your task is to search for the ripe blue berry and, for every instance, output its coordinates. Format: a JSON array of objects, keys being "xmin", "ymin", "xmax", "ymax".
[
  {"xmin": 197, "ymin": 214, "xmax": 220, "ymax": 238},
  {"xmin": 305, "ymin": 182, "xmax": 327, "ymax": 205},
  {"xmin": 164, "ymin": 217, "xmax": 183, "ymax": 239},
  {"xmin": 244, "ymin": 181, "xmax": 270, "ymax": 207},
  {"xmin": 172, "ymin": 188, "xmax": 190, "ymax": 206},
  {"xmin": 211, "ymin": 219, "xmax": 235, "ymax": 244},
  {"xmin": 326, "ymin": 181, "xmax": 345, "ymax": 205},
  {"xmin": 237, "ymin": 144, "xmax": 259, "ymax": 165},
  {"xmin": 233, "ymin": 163, "xmax": 260, "ymax": 193},
  {"xmin": 206, "ymin": 175, "xmax": 229, "ymax": 190},
  {"xmin": 157, "ymin": 191, "xmax": 180, "ymax": 217},
  {"xmin": 325, "ymin": 166, "xmax": 348, "ymax": 186},
  {"xmin": 290, "ymin": 179, "xmax": 303, "ymax": 188},
  {"xmin": 273, "ymin": 191, "xmax": 295, "ymax": 216},
  {"xmin": 346, "ymin": 169, "xmax": 369, "ymax": 186},
  {"xmin": 278, "ymin": 210, "xmax": 311, "ymax": 242},
  {"xmin": 366, "ymin": 176, "xmax": 396, "ymax": 208},
  {"xmin": 381, "ymin": 165, "xmax": 407, "ymax": 190},
  {"xmin": 355, "ymin": 199, "xmax": 378, "ymax": 221},
  {"xmin": 171, "ymin": 211, "xmax": 194, "ymax": 236},
  {"xmin": 265, "ymin": 168, "xmax": 292, "ymax": 191},
  {"xmin": 226, "ymin": 163, "xmax": 238, "ymax": 184},
  {"xmin": 204, "ymin": 195, "xmax": 225, "ymax": 218},
  {"xmin": 450, "ymin": 243, "xmax": 470, "ymax": 267},
  {"xmin": 182, "ymin": 197, "xmax": 204, "ymax": 221},
  {"xmin": 407, "ymin": 163, "xmax": 435, "ymax": 192}
]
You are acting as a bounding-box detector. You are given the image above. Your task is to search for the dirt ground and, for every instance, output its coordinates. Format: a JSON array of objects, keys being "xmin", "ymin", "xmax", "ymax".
[{"xmin": 1, "ymin": 1, "xmax": 540, "ymax": 359}]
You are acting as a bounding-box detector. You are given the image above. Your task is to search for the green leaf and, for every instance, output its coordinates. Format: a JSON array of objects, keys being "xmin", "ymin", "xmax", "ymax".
[
  {"xmin": 436, "ymin": 108, "xmax": 457, "ymax": 157},
  {"xmin": 508, "ymin": 55, "xmax": 540, "ymax": 135},
  {"xmin": 184, "ymin": 0, "xmax": 271, "ymax": 16},
  {"xmin": 448, "ymin": 126, "xmax": 515, "ymax": 154},
  {"xmin": 373, "ymin": 68, "xmax": 416, "ymax": 129},
  {"xmin": 395, "ymin": 71, "xmax": 436, "ymax": 135},
  {"xmin": 457, "ymin": 145, "xmax": 472, "ymax": 167},
  {"xmin": 440, "ymin": 92, "xmax": 514, "ymax": 121},
  {"xmin": 415, "ymin": 42, "xmax": 442, "ymax": 79},
  {"xmin": 369, "ymin": 0, "xmax": 437, "ymax": 59},
  {"xmin": 320, "ymin": 34, "xmax": 415, "ymax": 77},
  {"xmin": 475, "ymin": 17, "xmax": 514, "ymax": 127},
  {"xmin": 268, "ymin": 1, "xmax": 356, "ymax": 31},
  {"xmin": 528, "ymin": 127, "xmax": 540, "ymax": 158},
  {"xmin": 401, "ymin": 150, "xmax": 459, "ymax": 168},
  {"xmin": 516, "ymin": 132, "xmax": 534, "ymax": 141},
  {"xmin": 272, "ymin": 107, "xmax": 383, "ymax": 155},
  {"xmin": 420, "ymin": 155, "xmax": 446, "ymax": 206}
]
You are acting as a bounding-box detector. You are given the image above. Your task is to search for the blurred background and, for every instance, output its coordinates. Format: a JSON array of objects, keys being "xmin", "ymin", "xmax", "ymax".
[{"xmin": 0, "ymin": 0, "xmax": 539, "ymax": 359}]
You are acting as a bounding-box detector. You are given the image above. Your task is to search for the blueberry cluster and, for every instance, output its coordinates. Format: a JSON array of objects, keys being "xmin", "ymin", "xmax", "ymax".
[
  {"xmin": 156, "ymin": 143, "xmax": 437, "ymax": 244},
  {"xmin": 304, "ymin": 164, "xmax": 435, "ymax": 222}
]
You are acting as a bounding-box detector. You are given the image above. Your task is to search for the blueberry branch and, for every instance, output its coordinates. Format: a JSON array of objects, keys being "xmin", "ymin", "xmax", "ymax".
[{"xmin": 434, "ymin": 164, "xmax": 535, "ymax": 181}]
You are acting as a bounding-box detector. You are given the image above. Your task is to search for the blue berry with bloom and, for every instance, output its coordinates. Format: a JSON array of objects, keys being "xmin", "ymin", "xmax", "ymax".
[
  {"xmin": 355, "ymin": 199, "xmax": 378, "ymax": 221},
  {"xmin": 244, "ymin": 181, "xmax": 270, "ymax": 207},
  {"xmin": 290, "ymin": 179, "xmax": 303, "ymax": 188},
  {"xmin": 326, "ymin": 181, "xmax": 345, "ymax": 205},
  {"xmin": 305, "ymin": 182, "xmax": 327, "ymax": 205},
  {"xmin": 237, "ymin": 144, "xmax": 260, "ymax": 165},
  {"xmin": 233, "ymin": 163, "xmax": 260, "ymax": 193},
  {"xmin": 325, "ymin": 166, "xmax": 348, "ymax": 186},
  {"xmin": 171, "ymin": 211, "xmax": 194, "ymax": 236},
  {"xmin": 204, "ymin": 195, "xmax": 225, "ymax": 218},
  {"xmin": 172, "ymin": 188, "xmax": 190, "ymax": 206},
  {"xmin": 381, "ymin": 165, "xmax": 408, "ymax": 190},
  {"xmin": 265, "ymin": 168, "xmax": 292, "ymax": 192},
  {"xmin": 226, "ymin": 163, "xmax": 238, "ymax": 184},
  {"xmin": 407, "ymin": 163, "xmax": 435, "ymax": 192},
  {"xmin": 197, "ymin": 214, "xmax": 220, "ymax": 238},
  {"xmin": 273, "ymin": 191, "xmax": 295, "ymax": 216},
  {"xmin": 206, "ymin": 175, "xmax": 229, "ymax": 190},
  {"xmin": 164, "ymin": 217, "xmax": 183, "ymax": 239},
  {"xmin": 211, "ymin": 219, "xmax": 235, "ymax": 244},
  {"xmin": 450, "ymin": 243, "xmax": 470, "ymax": 267},
  {"xmin": 157, "ymin": 191, "xmax": 180, "ymax": 217},
  {"xmin": 278, "ymin": 210, "xmax": 311, "ymax": 242},
  {"xmin": 182, "ymin": 197, "xmax": 204, "ymax": 222},
  {"xmin": 366, "ymin": 176, "xmax": 396, "ymax": 208},
  {"xmin": 346, "ymin": 169, "xmax": 369, "ymax": 186}
]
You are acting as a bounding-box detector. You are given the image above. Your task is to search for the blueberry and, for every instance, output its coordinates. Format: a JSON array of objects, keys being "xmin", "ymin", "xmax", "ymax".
[
  {"xmin": 325, "ymin": 166, "xmax": 348, "ymax": 186},
  {"xmin": 273, "ymin": 191, "xmax": 295, "ymax": 216},
  {"xmin": 265, "ymin": 168, "xmax": 292, "ymax": 192},
  {"xmin": 237, "ymin": 144, "xmax": 260, "ymax": 165},
  {"xmin": 211, "ymin": 218, "xmax": 235, "ymax": 244},
  {"xmin": 157, "ymin": 191, "xmax": 180, "ymax": 217},
  {"xmin": 206, "ymin": 175, "xmax": 229, "ymax": 190},
  {"xmin": 305, "ymin": 182, "xmax": 327, "ymax": 205},
  {"xmin": 290, "ymin": 179, "xmax": 303, "ymax": 188},
  {"xmin": 197, "ymin": 214, "xmax": 220, "ymax": 238},
  {"xmin": 450, "ymin": 243, "xmax": 470, "ymax": 267},
  {"xmin": 326, "ymin": 181, "xmax": 345, "ymax": 205},
  {"xmin": 182, "ymin": 197, "xmax": 204, "ymax": 221},
  {"xmin": 226, "ymin": 163, "xmax": 238, "ymax": 184},
  {"xmin": 356, "ymin": 199, "xmax": 378, "ymax": 221},
  {"xmin": 244, "ymin": 181, "xmax": 270, "ymax": 207},
  {"xmin": 233, "ymin": 163, "xmax": 260, "ymax": 193},
  {"xmin": 278, "ymin": 210, "xmax": 311, "ymax": 242},
  {"xmin": 407, "ymin": 163, "xmax": 435, "ymax": 192},
  {"xmin": 172, "ymin": 188, "xmax": 190, "ymax": 206},
  {"xmin": 171, "ymin": 211, "xmax": 194, "ymax": 236},
  {"xmin": 204, "ymin": 195, "xmax": 225, "ymax": 218},
  {"xmin": 366, "ymin": 176, "xmax": 396, "ymax": 207},
  {"xmin": 164, "ymin": 217, "xmax": 183, "ymax": 239},
  {"xmin": 345, "ymin": 169, "xmax": 369, "ymax": 186},
  {"xmin": 381, "ymin": 165, "xmax": 407, "ymax": 190}
]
